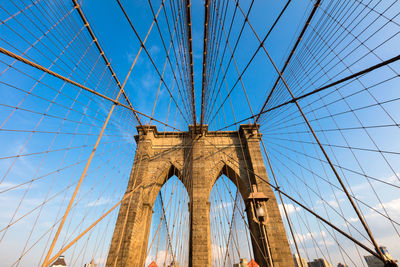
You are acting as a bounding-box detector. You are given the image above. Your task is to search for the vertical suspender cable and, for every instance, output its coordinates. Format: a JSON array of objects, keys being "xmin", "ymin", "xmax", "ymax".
[
  {"xmin": 185, "ymin": 0, "xmax": 197, "ymax": 126},
  {"xmin": 200, "ymin": 0, "xmax": 210, "ymax": 128}
]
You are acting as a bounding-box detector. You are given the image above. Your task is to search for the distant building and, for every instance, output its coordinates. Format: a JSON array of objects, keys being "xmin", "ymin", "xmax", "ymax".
[
  {"xmin": 364, "ymin": 255, "xmax": 384, "ymax": 267},
  {"xmin": 337, "ymin": 263, "xmax": 347, "ymax": 267},
  {"xmin": 307, "ymin": 258, "xmax": 332, "ymax": 267},
  {"xmin": 248, "ymin": 259, "xmax": 259, "ymax": 267},
  {"xmin": 379, "ymin": 246, "xmax": 393, "ymax": 261},
  {"xmin": 364, "ymin": 246, "xmax": 397, "ymax": 267},
  {"xmin": 233, "ymin": 258, "xmax": 259, "ymax": 267},
  {"xmin": 84, "ymin": 259, "xmax": 97, "ymax": 267},
  {"xmin": 234, "ymin": 258, "xmax": 248, "ymax": 267},
  {"xmin": 148, "ymin": 261, "xmax": 158, "ymax": 267},
  {"xmin": 293, "ymin": 254, "xmax": 307, "ymax": 267},
  {"xmin": 167, "ymin": 261, "xmax": 181, "ymax": 267},
  {"xmin": 50, "ymin": 255, "xmax": 67, "ymax": 267}
]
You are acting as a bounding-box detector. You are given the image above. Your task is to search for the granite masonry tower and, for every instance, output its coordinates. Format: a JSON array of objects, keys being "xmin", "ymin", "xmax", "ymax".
[{"xmin": 106, "ymin": 124, "xmax": 294, "ymax": 267}]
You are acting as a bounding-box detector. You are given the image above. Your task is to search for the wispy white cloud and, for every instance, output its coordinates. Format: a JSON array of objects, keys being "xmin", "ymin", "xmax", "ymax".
[
  {"xmin": 213, "ymin": 201, "xmax": 233, "ymax": 211},
  {"xmin": 149, "ymin": 45, "xmax": 160, "ymax": 56},
  {"xmin": 0, "ymin": 181, "xmax": 26, "ymax": 191},
  {"xmin": 290, "ymin": 230, "xmax": 329, "ymax": 246},
  {"xmin": 145, "ymin": 249, "xmax": 173, "ymax": 267},
  {"xmin": 86, "ymin": 197, "xmax": 113, "ymax": 207},
  {"xmin": 279, "ymin": 203, "xmax": 301, "ymax": 215},
  {"xmin": 211, "ymin": 243, "xmax": 225, "ymax": 263},
  {"xmin": 351, "ymin": 172, "xmax": 400, "ymax": 194},
  {"xmin": 316, "ymin": 198, "xmax": 345, "ymax": 209}
]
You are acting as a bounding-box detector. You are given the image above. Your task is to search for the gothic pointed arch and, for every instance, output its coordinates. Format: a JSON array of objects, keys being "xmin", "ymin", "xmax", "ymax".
[
  {"xmin": 146, "ymin": 159, "xmax": 188, "ymax": 208},
  {"xmin": 209, "ymin": 158, "xmax": 251, "ymax": 201},
  {"xmin": 107, "ymin": 125, "xmax": 294, "ymax": 267}
]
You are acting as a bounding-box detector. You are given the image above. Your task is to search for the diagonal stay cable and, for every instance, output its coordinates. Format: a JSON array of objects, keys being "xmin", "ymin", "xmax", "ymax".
[
  {"xmin": 72, "ymin": 0, "xmax": 144, "ymax": 127},
  {"xmin": 207, "ymin": 0, "xmax": 292, "ymax": 125},
  {"xmin": 206, "ymin": 0, "xmax": 255, "ymax": 124},
  {"xmin": 228, "ymin": 1, "xmax": 395, "ymax": 260},
  {"xmin": 147, "ymin": 0, "xmax": 193, "ymax": 124},
  {"xmin": 0, "ymin": 46, "xmax": 127, "ymax": 108},
  {"xmin": 159, "ymin": 191, "xmax": 176, "ymax": 263},
  {"xmin": 41, "ymin": 0, "xmax": 170, "ymax": 263},
  {"xmin": 200, "ymin": 0, "xmax": 210, "ymax": 128},
  {"xmin": 0, "ymin": 46, "xmax": 179, "ymax": 130},
  {"xmin": 217, "ymin": 52, "xmax": 400, "ymax": 131},
  {"xmin": 185, "ymin": 0, "xmax": 197, "ymax": 125},
  {"xmin": 116, "ymin": 0, "xmax": 190, "ymax": 126},
  {"xmin": 165, "ymin": 0, "xmax": 192, "ymax": 116},
  {"xmin": 254, "ymin": 0, "xmax": 321, "ymax": 123},
  {"xmin": 203, "ymin": 137, "xmax": 383, "ymax": 261}
]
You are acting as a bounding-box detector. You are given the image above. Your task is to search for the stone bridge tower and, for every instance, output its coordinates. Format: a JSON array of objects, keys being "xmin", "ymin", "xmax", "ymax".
[{"xmin": 106, "ymin": 124, "xmax": 294, "ymax": 267}]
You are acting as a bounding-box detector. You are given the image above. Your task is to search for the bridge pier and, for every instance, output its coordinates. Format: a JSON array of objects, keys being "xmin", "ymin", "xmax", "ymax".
[
  {"xmin": 189, "ymin": 135, "xmax": 212, "ymax": 266},
  {"xmin": 105, "ymin": 125, "xmax": 294, "ymax": 267}
]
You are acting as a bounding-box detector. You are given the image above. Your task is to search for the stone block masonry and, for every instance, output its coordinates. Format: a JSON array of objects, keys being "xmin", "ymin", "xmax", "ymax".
[{"xmin": 106, "ymin": 124, "xmax": 294, "ymax": 267}]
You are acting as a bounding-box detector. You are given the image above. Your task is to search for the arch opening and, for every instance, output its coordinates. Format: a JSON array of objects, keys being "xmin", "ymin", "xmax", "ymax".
[
  {"xmin": 209, "ymin": 174, "xmax": 255, "ymax": 267},
  {"xmin": 145, "ymin": 174, "xmax": 190, "ymax": 267}
]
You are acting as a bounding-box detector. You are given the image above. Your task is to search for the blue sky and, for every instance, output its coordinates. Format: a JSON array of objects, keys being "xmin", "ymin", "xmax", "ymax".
[
  {"xmin": 77, "ymin": 0, "xmax": 317, "ymax": 130},
  {"xmin": 0, "ymin": 0, "xmax": 400, "ymax": 266}
]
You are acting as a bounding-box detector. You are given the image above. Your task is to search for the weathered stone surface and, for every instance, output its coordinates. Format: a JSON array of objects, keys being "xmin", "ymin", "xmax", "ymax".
[{"xmin": 106, "ymin": 125, "xmax": 294, "ymax": 267}]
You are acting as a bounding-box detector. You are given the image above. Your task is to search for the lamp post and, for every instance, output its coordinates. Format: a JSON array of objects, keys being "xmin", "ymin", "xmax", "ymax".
[{"xmin": 247, "ymin": 185, "xmax": 274, "ymax": 267}]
